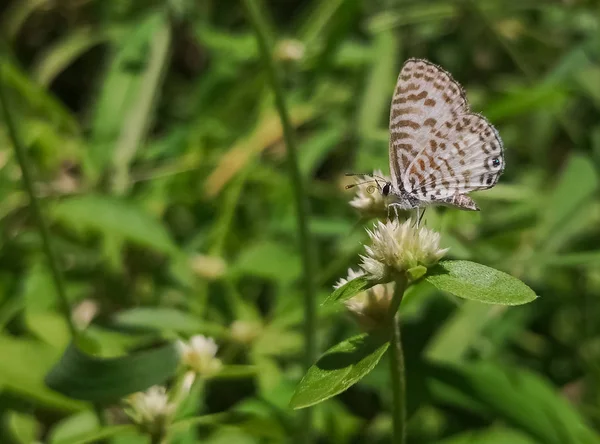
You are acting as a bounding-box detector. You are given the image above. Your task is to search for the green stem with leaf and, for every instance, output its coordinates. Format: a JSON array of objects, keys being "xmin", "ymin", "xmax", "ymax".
[
  {"xmin": 388, "ymin": 277, "xmax": 407, "ymax": 444},
  {"xmin": 241, "ymin": 0, "xmax": 317, "ymax": 442}
]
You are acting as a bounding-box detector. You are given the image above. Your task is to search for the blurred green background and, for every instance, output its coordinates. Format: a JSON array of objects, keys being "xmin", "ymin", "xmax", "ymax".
[{"xmin": 1, "ymin": 0, "xmax": 600, "ymax": 443}]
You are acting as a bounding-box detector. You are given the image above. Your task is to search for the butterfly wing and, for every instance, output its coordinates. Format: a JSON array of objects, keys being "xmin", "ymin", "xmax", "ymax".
[
  {"xmin": 389, "ymin": 58, "xmax": 469, "ymax": 192},
  {"xmin": 405, "ymin": 113, "xmax": 504, "ymax": 202},
  {"xmin": 389, "ymin": 58, "xmax": 504, "ymax": 203}
]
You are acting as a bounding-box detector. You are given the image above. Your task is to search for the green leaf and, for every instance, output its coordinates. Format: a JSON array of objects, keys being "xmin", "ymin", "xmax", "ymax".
[
  {"xmin": 210, "ymin": 365, "xmax": 257, "ymax": 379},
  {"xmin": 322, "ymin": 276, "xmax": 376, "ymax": 306},
  {"xmin": 111, "ymin": 307, "xmax": 228, "ymax": 338},
  {"xmin": 6, "ymin": 410, "xmax": 41, "ymax": 444},
  {"xmin": 0, "ymin": 335, "xmax": 84, "ymax": 412},
  {"xmin": 233, "ymin": 241, "xmax": 301, "ymax": 283},
  {"xmin": 484, "ymin": 83, "xmax": 568, "ymax": 121},
  {"xmin": 45, "ymin": 341, "xmax": 179, "ymax": 403},
  {"xmin": 537, "ymin": 154, "xmax": 599, "ymax": 253},
  {"xmin": 290, "ymin": 333, "xmax": 389, "ymax": 409},
  {"xmin": 425, "ymin": 260, "xmax": 537, "ymax": 306},
  {"xmin": 52, "ymin": 425, "xmax": 138, "ymax": 444},
  {"xmin": 111, "ymin": 13, "xmax": 172, "ymax": 193},
  {"xmin": 51, "ymin": 195, "xmax": 177, "ymax": 255},
  {"xmin": 438, "ymin": 427, "xmax": 538, "ymax": 444},
  {"xmin": 48, "ymin": 410, "xmax": 98, "ymax": 444},
  {"xmin": 32, "ymin": 27, "xmax": 120, "ymax": 87},
  {"xmin": 425, "ymin": 301, "xmax": 499, "ymax": 364},
  {"xmin": 87, "ymin": 11, "xmax": 170, "ymax": 181}
]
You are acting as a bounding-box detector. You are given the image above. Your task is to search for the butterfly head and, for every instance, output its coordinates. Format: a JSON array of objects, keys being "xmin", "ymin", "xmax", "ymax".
[
  {"xmin": 345, "ymin": 173, "xmax": 391, "ymax": 199},
  {"xmin": 381, "ymin": 182, "xmax": 392, "ymax": 197}
]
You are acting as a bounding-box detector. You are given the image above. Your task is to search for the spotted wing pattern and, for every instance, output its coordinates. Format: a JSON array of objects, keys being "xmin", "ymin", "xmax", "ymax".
[{"xmin": 388, "ymin": 58, "xmax": 504, "ymax": 204}]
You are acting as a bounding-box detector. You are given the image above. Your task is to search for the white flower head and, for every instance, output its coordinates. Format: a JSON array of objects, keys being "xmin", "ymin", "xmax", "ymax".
[
  {"xmin": 359, "ymin": 219, "xmax": 448, "ymax": 282},
  {"xmin": 336, "ymin": 268, "xmax": 394, "ymax": 331},
  {"xmin": 230, "ymin": 320, "xmax": 262, "ymax": 344},
  {"xmin": 275, "ymin": 39, "xmax": 305, "ymax": 62},
  {"xmin": 178, "ymin": 335, "xmax": 222, "ymax": 377},
  {"xmin": 348, "ymin": 170, "xmax": 390, "ymax": 218},
  {"xmin": 125, "ymin": 386, "xmax": 175, "ymax": 430},
  {"xmin": 72, "ymin": 299, "xmax": 98, "ymax": 330},
  {"xmin": 189, "ymin": 254, "xmax": 227, "ymax": 280}
]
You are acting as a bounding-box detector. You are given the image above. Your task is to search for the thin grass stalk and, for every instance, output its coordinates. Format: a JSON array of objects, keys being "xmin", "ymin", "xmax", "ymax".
[
  {"xmin": 0, "ymin": 62, "xmax": 112, "ymax": 441},
  {"xmin": 241, "ymin": 0, "xmax": 318, "ymax": 441},
  {"xmin": 0, "ymin": 68, "xmax": 78, "ymax": 340}
]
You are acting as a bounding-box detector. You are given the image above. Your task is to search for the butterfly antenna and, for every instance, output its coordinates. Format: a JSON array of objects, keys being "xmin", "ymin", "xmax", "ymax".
[
  {"xmin": 345, "ymin": 179, "xmax": 376, "ymax": 190},
  {"xmin": 345, "ymin": 172, "xmax": 375, "ymax": 178},
  {"xmin": 345, "ymin": 172, "xmax": 389, "ymax": 182}
]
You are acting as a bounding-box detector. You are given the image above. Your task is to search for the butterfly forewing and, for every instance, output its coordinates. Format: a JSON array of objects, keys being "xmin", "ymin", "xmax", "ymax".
[{"xmin": 388, "ymin": 58, "xmax": 504, "ymax": 205}]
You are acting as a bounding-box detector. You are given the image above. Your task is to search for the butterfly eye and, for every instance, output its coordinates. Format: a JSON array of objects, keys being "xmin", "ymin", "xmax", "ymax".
[
  {"xmin": 382, "ymin": 183, "xmax": 391, "ymax": 196},
  {"xmin": 492, "ymin": 158, "xmax": 500, "ymax": 167}
]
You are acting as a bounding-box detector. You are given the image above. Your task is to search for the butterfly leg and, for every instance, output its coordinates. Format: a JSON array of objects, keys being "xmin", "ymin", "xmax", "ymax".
[
  {"xmin": 418, "ymin": 207, "xmax": 426, "ymax": 227},
  {"xmin": 387, "ymin": 203, "xmax": 401, "ymax": 221}
]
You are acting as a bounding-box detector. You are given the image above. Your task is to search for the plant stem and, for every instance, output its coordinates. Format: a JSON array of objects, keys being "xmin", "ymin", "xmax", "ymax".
[
  {"xmin": 388, "ymin": 278, "xmax": 407, "ymax": 444},
  {"xmin": 0, "ymin": 67, "xmax": 78, "ymax": 340},
  {"xmin": 241, "ymin": 1, "xmax": 317, "ymax": 442}
]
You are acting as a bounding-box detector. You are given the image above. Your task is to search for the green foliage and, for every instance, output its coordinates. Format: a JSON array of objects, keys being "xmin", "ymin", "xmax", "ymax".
[
  {"xmin": 1, "ymin": 0, "xmax": 600, "ymax": 442},
  {"xmin": 45, "ymin": 342, "xmax": 180, "ymax": 402},
  {"xmin": 425, "ymin": 260, "xmax": 538, "ymax": 305},
  {"xmin": 430, "ymin": 362, "xmax": 600, "ymax": 444},
  {"xmin": 290, "ymin": 333, "xmax": 389, "ymax": 409},
  {"xmin": 322, "ymin": 276, "xmax": 376, "ymax": 306},
  {"xmin": 51, "ymin": 195, "xmax": 178, "ymax": 255}
]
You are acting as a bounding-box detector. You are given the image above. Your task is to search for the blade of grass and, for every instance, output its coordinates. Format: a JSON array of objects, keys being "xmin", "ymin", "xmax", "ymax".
[
  {"xmin": 112, "ymin": 13, "xmax": 172, "ymax": 194},
  {"xmin": 241, "ymin": 1, "xmax": 318, "ymax": 442}
]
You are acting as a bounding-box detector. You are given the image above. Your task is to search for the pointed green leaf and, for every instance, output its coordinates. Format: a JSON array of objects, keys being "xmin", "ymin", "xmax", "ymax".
[
  {"xmin": 322, "ymin": 276, "xmax": 376, "ymax": 306},
  {"xmin": 111, "ymin": 307, "xmax": 228, "ymax": 338},
  {"xmin": 45, "ymin": 342, "xmax": 179, "ymax": 403},
  {"xmin": 51, "ymin": 195, "xmax": 177, "ymax": 255},
  {"xmin": 426, "ymin": 260, "xmax": 537, "ymax": 306},
  {"xmin": 290, "ymin": 333, "xmax": 389, "ymax": 409}
]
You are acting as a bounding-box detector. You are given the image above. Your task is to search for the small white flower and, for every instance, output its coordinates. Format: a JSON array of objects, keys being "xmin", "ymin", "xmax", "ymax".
[
  {"xmin": 348, "ymin": 170, "xmax": 390, "ymax": 218},
  {"xmin": 359, "ymin": 219, "xmax": 448, "ymax": 282},
  {"xmin": 178, "ymin": 335, "xmax": 222, "ymax": 377},
  {"xmin": 189, "ymin": 254, "xmax": 227, "ymax": 280},
  {"xmin": 336, "ymin": 268, "xmax": 394, "ymax": 331},
  {"xmin": 275, "ymin": 39, "xmax": 305, "ymax": 62},
  {"xmin": 72, "ymin": 299, "xmax": 98, "ymax": 330},
  {"xmin": 125, "ymin": 386, "xmax": 175, "ymax": 428},
  {"xmin": 230, "ymin": 320, "xmax": 261, "ymax": 344}
]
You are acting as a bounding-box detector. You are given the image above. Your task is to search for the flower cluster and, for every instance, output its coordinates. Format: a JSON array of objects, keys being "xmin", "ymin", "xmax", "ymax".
[
  {"xmin": 348, "ymin": 170, "xmax": 390, "ymax": 219},
  {"xmin": 125, "ymin": 386, "xmax": 175, "ymax": 434},
  {"xmin": 359, "ymin": 218, "xmax": 447, "ymax": 282},
  {"xmin": 177, "ymin": 335, "xmax": 222, "ymax": 377},
  {"xmin": 336, "ymin": 268, "xmax": 395, "ymax": 331}
]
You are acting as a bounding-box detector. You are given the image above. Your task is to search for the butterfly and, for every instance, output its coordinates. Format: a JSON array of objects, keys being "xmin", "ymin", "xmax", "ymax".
[{"xmin": 350, "ymin": 58, "xmax": 504, "ymax": 220}]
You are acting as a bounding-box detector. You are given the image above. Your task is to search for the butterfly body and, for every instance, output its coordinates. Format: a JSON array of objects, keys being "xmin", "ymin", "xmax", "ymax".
[{"xmin": 386, "ymin": 58, "xmax": 504, "ymax": 213}]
